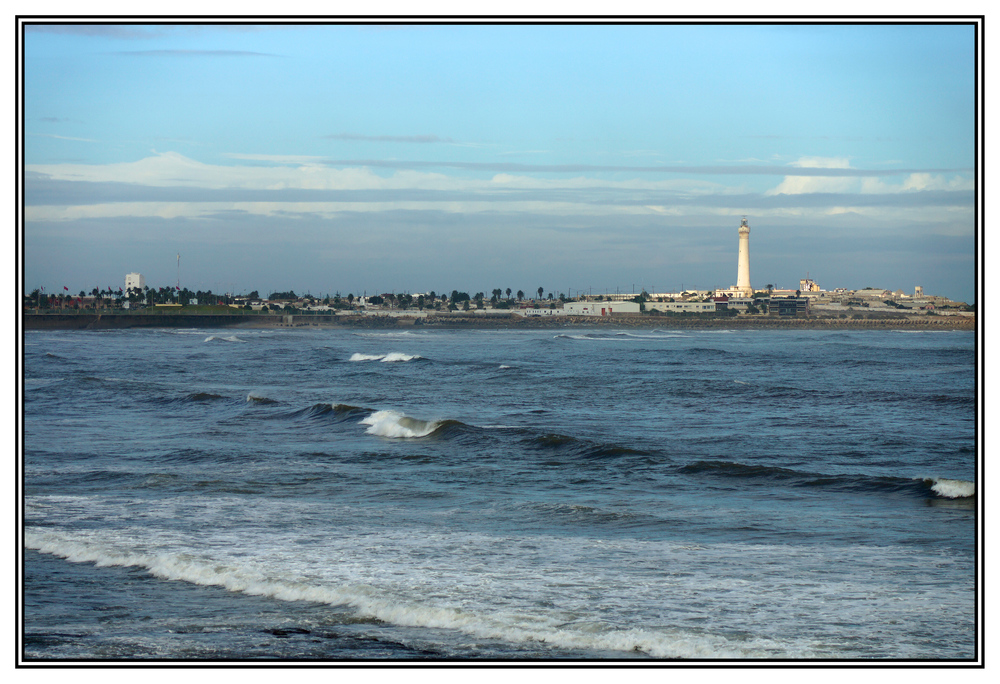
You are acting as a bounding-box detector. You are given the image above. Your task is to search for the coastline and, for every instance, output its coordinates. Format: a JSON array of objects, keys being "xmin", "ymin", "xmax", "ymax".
[{"xmin": 22, "ymin": 311, "xmax": 975, "ymax": 331}]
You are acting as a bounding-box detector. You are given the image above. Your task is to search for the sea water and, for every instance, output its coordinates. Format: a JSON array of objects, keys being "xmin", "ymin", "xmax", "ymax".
[{"xmin": 21, "ymin": 326, "xmax": 978, "ymax": 661}]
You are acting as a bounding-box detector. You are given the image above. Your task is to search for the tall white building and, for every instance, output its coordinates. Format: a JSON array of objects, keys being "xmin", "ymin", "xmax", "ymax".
[
  {"xmin": 125, "ymin": 272, "xmax": 145, "ymax": 293},
  {"xmin": 736, "ymin": 216, "xmax": 752, "ymax": 297}
]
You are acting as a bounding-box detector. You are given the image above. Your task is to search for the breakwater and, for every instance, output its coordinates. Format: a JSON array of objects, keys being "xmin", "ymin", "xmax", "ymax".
[{"xmin": 23, "ymin": 312, "xmax": 287, "ymax": 330}]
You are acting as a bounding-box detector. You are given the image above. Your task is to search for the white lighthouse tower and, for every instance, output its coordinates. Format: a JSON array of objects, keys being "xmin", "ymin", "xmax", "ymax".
[{"xmin": 736, "ymin": 216, "xmax": 752, "ymax": 297}]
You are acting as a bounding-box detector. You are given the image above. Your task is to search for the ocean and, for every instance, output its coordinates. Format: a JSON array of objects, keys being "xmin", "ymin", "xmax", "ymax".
[{"xmin": 21, "ymin": 325, "xmax": 978, "ymax": 662}]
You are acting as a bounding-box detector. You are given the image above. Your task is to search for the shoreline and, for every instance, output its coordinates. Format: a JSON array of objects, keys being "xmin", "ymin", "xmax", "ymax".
[{"xmin": 22, "ymin": 311, "xmax": 975, "ymax": 331}]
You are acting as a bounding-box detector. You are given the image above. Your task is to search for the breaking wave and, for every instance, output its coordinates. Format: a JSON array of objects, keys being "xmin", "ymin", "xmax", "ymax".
[
  {"xmin": 246, "ymin": 393, "xmax": 279, "ymax": 404},
  {"xmin": 359, "ymin": 410, "xmax": 465, "ymax": 439},
  {"xmin": 926, "ymin": 477, "xmax": 975, "ymax": 499},
  {"xmin": 554, "ymin": 331, "xmax": 688, "ymax": 342},
  {"xmin": 679, "ymin": 461, "xmax": 976, "ymax": 499},
  {"xmin": 349, "ymin": 352, "xmax": 423, "ymax": 363},
  {"xmin": 204, "ymin": 335, "xmax": 245, "ymax": 343},
  {"xmin": 24, "ymin": 528, "xmax": 802, "ymax": 659},
  {"xmin": 353, "ymin": 331, "xmax": 426, "ymax": 338}
]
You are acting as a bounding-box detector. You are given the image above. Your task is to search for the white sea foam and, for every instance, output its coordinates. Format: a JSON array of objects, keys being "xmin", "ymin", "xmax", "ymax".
[
  {"xmin": 929, "ymin": 477, "xmax": 975, "ymax": 498},
  {"xmin": 359, "ymin": 410, "xmax": 440, "ymax": 438},
  {"xmin": 554, "ymin": 334, "xmax": 621, "ymax": 341},
  {"xmin": 349, "ymin": 352, "xmax": 422, "ymax": 362},
  {"xmin": 353, "ymin": 331, "xmax": 425, "ymax": 338},
  {"xmin": 23, "ymin": 527, "xmax": 805, "ymax": 659},
  {"xmin": 555, "ymin": 332, "xmax": 686, "ymax": 342},
  {"xmin": 246, "ymin": 392, "xmax": 277, "ymax": 404},
  {"xmin": 890, "ymin": 329, "xmax": 957, "ymax": 334},
  {"xmin": 382, "ymin": 352, "xmax": 421, "ymax": 362},
  {"xmin": 616, "ymin": 332, "xmax": 688, "ymax": 340},
  {"xmin": 204, "ymin": 335, "xmax": 245, "ymax": 343},
  {"xmin": 349, "ymin": 353, "xmax": 385, "ymax": 361}
]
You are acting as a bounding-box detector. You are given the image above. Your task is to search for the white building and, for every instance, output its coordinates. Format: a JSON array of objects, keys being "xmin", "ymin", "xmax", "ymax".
[
  {"xmin": 125, "ymin": 272, "xmax": 145, "ymax": 292},
  {"xmin": 736, "ymin": 216, "xmax": 752, "ymax": 297},
  {"xmin": 714, "ymin": 217, "xmax": 754, "ymax": 298},
  {"xmin": 563, "ymin": 301, "xmax": 641, "ymax": 316},
  {"xmin": 647, "ymin": 301, "xmax": 718, "ymax": 313},
  {"xmin": 515, "ymin": 308, "xmax": 566, "ymax": 317}
]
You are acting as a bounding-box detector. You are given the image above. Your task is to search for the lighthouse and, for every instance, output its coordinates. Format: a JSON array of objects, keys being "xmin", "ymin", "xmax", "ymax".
[{"xmin": 736, "ymin": 216, "xmax": 752, "ymax": 297}]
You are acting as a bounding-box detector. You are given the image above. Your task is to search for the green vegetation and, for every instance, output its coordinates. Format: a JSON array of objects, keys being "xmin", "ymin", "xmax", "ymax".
[{"xmin": 268, "ymin": 291, "xmax": 298, "ymax": 301}]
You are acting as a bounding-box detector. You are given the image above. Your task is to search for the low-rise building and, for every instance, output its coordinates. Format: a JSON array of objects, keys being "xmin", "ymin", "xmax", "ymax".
[
  {"xmin": 563, "ymin": 301, "xmax": 641, "ymax": 316},
  {"xmin": 769, "ymin": 297, "xmax": 809, "ymax": 317},
  {"xmin": 515, "ymin": 308, "xmax": 566, "ymax": 317},
  {"xmin": 646, "ymin": 301, "xmax": 718, "ymax": 314}
]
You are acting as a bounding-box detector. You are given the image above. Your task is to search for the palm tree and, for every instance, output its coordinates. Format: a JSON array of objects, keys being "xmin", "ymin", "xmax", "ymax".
[
  {"xmin": 537, "ymin": 287, "xmax": 544, "ymax": 300},
  {"xmin": 506, "ymin": 288, "xmax": 512, "ymax": 300},
  {"xmin": 517, "ymin": 290, "xmax": 524, "ymax": 301}
]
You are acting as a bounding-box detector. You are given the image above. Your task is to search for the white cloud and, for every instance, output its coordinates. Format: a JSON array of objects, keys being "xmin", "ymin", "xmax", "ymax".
[
  {"xmin": 29, "ymin": 133, "xmax": 99, "ymax": 143},
  {"xmin": 222, "ymin": 153, "xmax": 328, "ymax": 165},
  {"xmin": 788, "ymin": 156, "xmax": 852, "ymax": 169},
  {"xmin": 766, "ymin": 176, "xmax": 859, "ymax": 196},
  {"xmin": 24, "ymin": 200, "xmax": 684, "ymax": 222},
  {"xmin": 766, "ymin": 156, "xmax": 857, "ymax": 195},
  {"xmin": 861, "ymin": 173, "xmax": 974, "ymax": 194},
  {"xmin": 25, "ymin": 151, "xmax": 973, "ymax": 231},
  {"xmin": 29, "ymin": 152, "xmax": 381, "ymax": 190},
  {"xmin": 768, "ymin": 156, "xmax": 973, "ymax": 197},
  {"xmin": 28, "ymin": 151, "xmax": 740, "ymax": 196}
]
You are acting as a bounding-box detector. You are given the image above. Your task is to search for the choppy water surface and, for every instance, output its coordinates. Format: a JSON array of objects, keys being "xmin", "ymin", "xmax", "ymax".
[{"xmin": 22, "ymin": 327, "xmax": 977, "ymax": 661}]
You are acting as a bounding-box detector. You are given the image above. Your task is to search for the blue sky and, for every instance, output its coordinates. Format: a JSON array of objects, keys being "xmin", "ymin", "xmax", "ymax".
[{"xmin": 22, "ymin": 21, "xmax": 978, "ymax": 302}]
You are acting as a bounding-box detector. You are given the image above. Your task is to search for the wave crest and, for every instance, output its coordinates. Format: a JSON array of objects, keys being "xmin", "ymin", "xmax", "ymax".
[
  {"xmin": 926, "ymin": 477, "xmax": 975, "ymax": 499},
  {"xmin": 276, "ymin": 403, "xmax": 371, "ymax": 423},
  {"xmin": 681, "ymin": 461, "xmax": 977, "ymax": 500},
  {"xmin": 359, "ymin": 410, "xmax": 461, "ymax": 439},
  {"xmin": 349, "ymin": 352, "xmax": 423, "ymax": 363},
  {"xmin": 246, "ymin": 393, "xmax": 278, "ymax": 404}
]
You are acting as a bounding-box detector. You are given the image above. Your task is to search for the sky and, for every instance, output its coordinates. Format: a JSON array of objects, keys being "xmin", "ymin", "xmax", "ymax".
[{"xmin": 21, "ymin": 20, "xmax": 979, "ymax": 303}]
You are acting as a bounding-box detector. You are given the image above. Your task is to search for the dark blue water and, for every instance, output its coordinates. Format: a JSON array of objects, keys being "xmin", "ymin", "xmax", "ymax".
[{"xmin": 22, "ymin": 326, "xmax": 977, "ymax": 660}]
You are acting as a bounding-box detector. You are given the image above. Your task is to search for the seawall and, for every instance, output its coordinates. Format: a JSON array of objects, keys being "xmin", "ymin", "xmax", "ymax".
[{"xmin": 22, "ymin": 312, "xmax": 975, "ymax": 331}]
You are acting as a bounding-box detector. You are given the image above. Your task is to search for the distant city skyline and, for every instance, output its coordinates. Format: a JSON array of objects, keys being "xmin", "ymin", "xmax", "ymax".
[{"xmin": 21, "ymin": 20, "xmax": 979, "ymax": 303}]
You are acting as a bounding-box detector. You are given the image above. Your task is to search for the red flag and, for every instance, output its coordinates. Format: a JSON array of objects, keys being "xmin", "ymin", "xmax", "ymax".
[
  {"xmin": 176, "ymin": 286, "xmax": 180, "ymax": 291},
  {"xmin": 63, "ymin": 286, "xmax": 69, "ymax": 291}
]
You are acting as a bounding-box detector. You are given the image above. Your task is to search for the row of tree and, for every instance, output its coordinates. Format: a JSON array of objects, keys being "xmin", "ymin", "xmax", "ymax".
[
  {"xmin": 24, "ymin": 286, "xmax": 232, "ymax": 310},
  {"xmin": 25, "ymin": 284, "xmax": 564, "ymax": 312}
]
